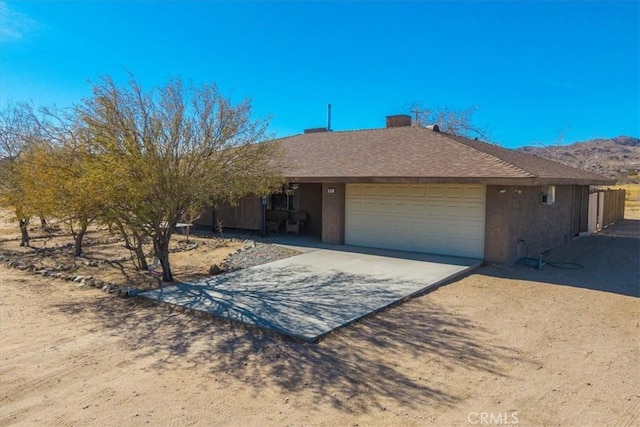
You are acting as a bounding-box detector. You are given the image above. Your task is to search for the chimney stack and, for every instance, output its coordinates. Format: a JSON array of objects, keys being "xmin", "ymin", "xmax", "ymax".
[
  {"xmin": 386, "ymin": 114, "xmax": 412, "ymax": 128},
  {"xmin": 303, "ymin": 127, "xmax": 329, "ymax": 134}
]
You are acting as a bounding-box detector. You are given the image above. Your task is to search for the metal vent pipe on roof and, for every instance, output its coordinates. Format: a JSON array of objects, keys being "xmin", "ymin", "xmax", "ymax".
[{"xmin": 327, "ymin": 103, "xmax": 332, "ymax": 131}]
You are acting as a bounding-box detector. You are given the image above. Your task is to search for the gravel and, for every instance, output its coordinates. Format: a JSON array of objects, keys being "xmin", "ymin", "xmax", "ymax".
[{"xmin": 222, "ymin": 242, "xmax": 300, "ymax": 271}]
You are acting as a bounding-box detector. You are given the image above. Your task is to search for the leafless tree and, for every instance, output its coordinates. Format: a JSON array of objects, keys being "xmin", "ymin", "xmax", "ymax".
[{"xmin": 409, "ymin": 104, "xmax": 489, "ymax": 141}]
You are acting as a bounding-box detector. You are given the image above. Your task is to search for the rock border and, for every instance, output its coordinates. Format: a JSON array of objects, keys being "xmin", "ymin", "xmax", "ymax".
[
  {"xmin": 0, "ymin": 238, "xmax": 291, "ymax": 300},
  {"xmin": 0, "ymin": 253, "xmax": 139, "ymax": 298}
]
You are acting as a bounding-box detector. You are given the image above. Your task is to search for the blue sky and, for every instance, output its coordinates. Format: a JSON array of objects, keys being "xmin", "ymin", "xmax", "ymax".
[{"xmin": 0, "ymin": 1, "xmax": 638, "ymax": 148}]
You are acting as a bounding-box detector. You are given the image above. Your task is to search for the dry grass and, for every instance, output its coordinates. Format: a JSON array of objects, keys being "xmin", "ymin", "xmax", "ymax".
[{"xmin": 607, "ymin": 183, "xmax": 640, "ymax": 220}]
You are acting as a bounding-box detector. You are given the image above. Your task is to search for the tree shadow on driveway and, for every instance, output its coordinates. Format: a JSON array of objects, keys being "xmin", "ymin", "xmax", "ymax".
[{"xmin": 139, "ymin": 264, "xmax": 468, "ymax": 342}]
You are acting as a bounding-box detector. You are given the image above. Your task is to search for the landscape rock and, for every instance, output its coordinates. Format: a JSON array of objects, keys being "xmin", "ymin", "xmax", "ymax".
[
  {"xmin": 221, "ymin": 242, "xmax": 298, "ymax": 271},
  {"xmin": 14, "ymin": 262, "xmax": 28, "ymax": 270}
]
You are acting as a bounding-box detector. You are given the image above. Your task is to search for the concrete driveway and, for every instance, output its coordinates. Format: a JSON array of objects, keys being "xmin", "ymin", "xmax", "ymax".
[{"xmin": 141, "ymin": 247, "xmax": 481, "ymax": 342}]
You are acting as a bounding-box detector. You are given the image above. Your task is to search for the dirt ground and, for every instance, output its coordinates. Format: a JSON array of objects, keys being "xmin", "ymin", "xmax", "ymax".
[
  {"xmin": 1, "ymin": 216, "xmax": 639, "ymax": 426},
  {"xmin": 0, "ymin": 211, "xmax": 246, "ymax": 291}
]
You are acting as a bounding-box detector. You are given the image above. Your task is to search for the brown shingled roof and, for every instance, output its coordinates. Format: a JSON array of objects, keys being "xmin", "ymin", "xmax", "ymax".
[{"xmin": 276, "ymin": 126, "xmax": 613, "ymax": 185}]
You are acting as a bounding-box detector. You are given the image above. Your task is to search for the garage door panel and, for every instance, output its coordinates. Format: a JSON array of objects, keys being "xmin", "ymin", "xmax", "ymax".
[
  {"xmin": 392, "ymin": 185, "xmax": 410, "ymax": 197},
  {"xmin": 408, "ymin": 185, "xmax": 427, "ymax": 197},
  {"xmin": 444, "ymin": 187, "xmax": 467, "ymax": 198},
  {"xmin": 405, "ymin": 205, "xmax": 421, "ymax": 216},
  {"xmin": 345, "ymin": 184, "xmax": 485, "ymax": 258},
  {"xmin": 363, "ymin": 186, "xmax": 378, "ymax": 196}
]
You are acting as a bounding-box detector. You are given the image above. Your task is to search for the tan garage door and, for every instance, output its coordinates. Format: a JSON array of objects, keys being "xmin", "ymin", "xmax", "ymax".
[{"xmin": 345, "ymin": 183, "xmax": 486, "ymax": 258}]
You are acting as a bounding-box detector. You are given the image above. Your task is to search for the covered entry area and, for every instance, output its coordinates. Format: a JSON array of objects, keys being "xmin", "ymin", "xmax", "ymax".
[
  {"xmin": 194, "ymin": 183, "xmax": 323, "ymax": 239},
  {"xmin": 345, "ymin": 183, "xmax": 486, "ymax": 258}
]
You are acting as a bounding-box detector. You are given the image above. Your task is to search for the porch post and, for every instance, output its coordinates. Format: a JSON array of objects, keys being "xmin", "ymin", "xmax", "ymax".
[{"xmin": 260, "ymin": 196, "xmax": 267, "ymax": 237}]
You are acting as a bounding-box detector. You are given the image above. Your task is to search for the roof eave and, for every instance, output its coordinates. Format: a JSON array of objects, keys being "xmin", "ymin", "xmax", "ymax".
[{"xmin": 285, "ymin": 176, "xmax": 615, "ymax": 186}]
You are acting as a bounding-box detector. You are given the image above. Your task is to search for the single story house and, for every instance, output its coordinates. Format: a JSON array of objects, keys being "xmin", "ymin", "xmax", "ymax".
[{"xmin": 197, "ymin": 115, "xmax": 613, "ymax": 265}]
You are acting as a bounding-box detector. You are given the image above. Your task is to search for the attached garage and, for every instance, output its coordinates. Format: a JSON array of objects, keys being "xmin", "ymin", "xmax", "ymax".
[{"xmin": 345, "ymin": 183, "xmax": 486, "ymax": 258}]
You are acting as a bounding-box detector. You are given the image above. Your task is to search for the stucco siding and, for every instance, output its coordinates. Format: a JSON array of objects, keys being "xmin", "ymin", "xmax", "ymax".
[{"xmin": 485, "ymin": 185, "xmax": 575, "ymax": 264}]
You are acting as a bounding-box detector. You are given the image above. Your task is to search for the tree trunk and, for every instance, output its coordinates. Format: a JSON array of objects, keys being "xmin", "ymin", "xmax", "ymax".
[
  {"xmin": 73, "ymin": 226, "xmax": 87, "ymax": 257},
  {"xmin": 160, "ymin": 248, "xmax": 172, "ymax": 283},
  {"xmin": 19, "ymin": 218, "xmax": 30, "ymax": 247},
  {"xmin": 154, "ymin": 233, "xmax": 173, "ymax": 283},
  {"xmin": 40, "ymin": 216, "xmax": 49, "ymax": 231},
  {"xmin": 114, "ymin": 221, "xmax": 148, "ymax": 271},
  {"xmin": 132, "ymin": 230, "xmax": 148, "ymax": 271}
]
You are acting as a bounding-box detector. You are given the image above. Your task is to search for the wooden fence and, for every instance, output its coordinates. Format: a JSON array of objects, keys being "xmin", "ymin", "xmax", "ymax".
[
  {"xmin": 589, "ymin": 189, "xmax": 626, "ymax": 233},
  {"xmin": 603, "ymin": 189, "xmax": 626, "ymax": 226},
  {"xmin": 216, "ymin": 196, "xmax": 261, "ymax": 230}
]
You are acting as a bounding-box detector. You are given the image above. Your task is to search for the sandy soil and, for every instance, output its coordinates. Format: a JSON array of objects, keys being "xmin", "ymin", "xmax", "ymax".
[
  {"xmin": 1, "ymin": 219, "xmax": 639, "ymax": 426},
  {"xmin": 0, "ymin": 215, "xmax": 244, "ymax": 291}
]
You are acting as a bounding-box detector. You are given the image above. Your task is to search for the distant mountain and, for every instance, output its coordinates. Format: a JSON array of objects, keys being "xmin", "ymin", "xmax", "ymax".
[{"xmin": 516, "ymin": 136, "xmax": 640, "ymax": 183}]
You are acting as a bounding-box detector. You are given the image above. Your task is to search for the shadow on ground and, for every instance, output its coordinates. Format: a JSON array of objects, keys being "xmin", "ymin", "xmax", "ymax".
[
  {"xmin": 33, "ymin": 220, "xmax": 637, "ymax": 413},
  {"xmin": 140, "ymin": 263, "xmax": 472, "ymax": 341},
  {"xmin": 484, "ymin": 220, "xmax": 639, "ymax": 297},
  {"xmin": 52, "ymin": 288, "xmax": 525, "ymax": 413}
]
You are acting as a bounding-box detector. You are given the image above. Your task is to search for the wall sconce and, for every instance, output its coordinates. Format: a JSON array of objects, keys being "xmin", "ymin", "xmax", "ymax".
[{"xmin": 327, "ymin": 187, "xmax": 335, "ymax": 194}]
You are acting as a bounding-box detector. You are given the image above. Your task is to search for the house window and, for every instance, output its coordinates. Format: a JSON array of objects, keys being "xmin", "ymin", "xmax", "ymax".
[
  {"xmin": 268, "ymin": 184, "xmax": 298, "ymax": 211},
  {"xmin": 269, "ymin": 193, "xmax": 292, "ymax": 210},
  {"xmin": 540, "ymin": 185, "xmax": 555, "ymax": 205}
]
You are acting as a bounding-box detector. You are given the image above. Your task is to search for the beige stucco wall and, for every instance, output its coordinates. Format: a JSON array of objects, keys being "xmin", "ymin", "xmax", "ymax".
[
  {"xmin": 321, "ymin": 183, "xmax": 345, "ymax": 244},
  {"xmin": 485, "ymin": 185, "xmax": 575, "ymax": 264}
]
